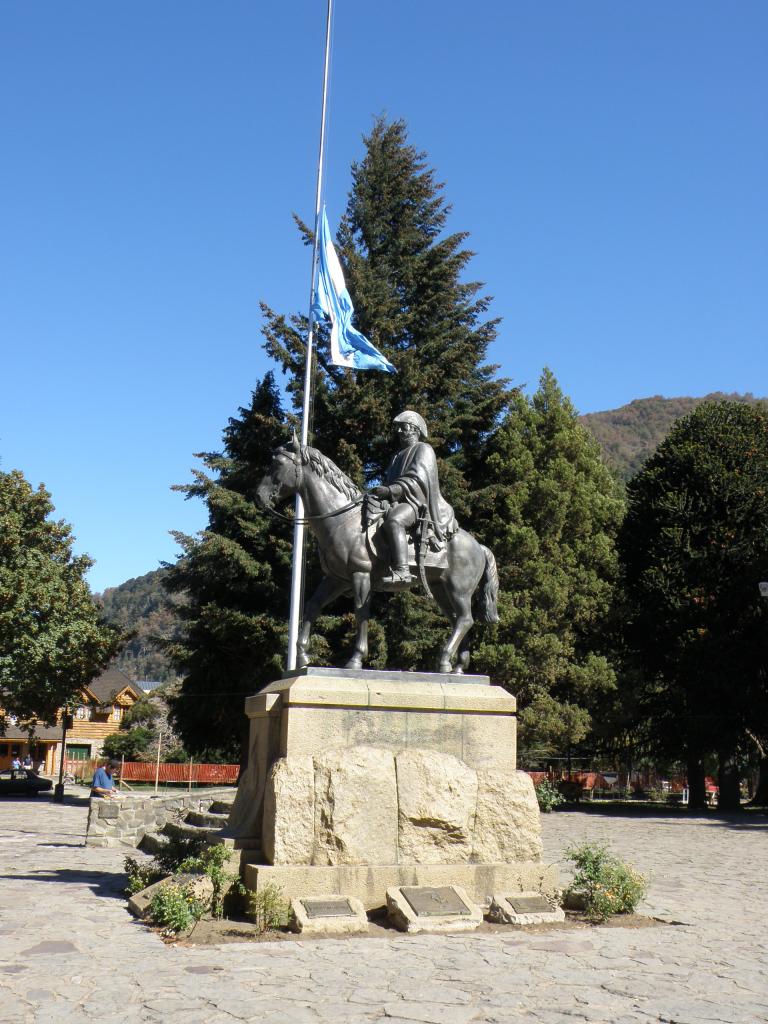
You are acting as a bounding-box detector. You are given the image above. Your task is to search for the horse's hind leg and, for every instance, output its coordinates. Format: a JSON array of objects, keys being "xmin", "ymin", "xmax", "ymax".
[
  {"xmin": 345, "ymin": 571, "xmax": 372, "ymax": 670},
  {"xmin": 298, "ymin": 575, "xmax": 349, "ymax": 668},
  {"xmin": 431, "ymin": 582, "xmax": 473, "ymax": 675}
]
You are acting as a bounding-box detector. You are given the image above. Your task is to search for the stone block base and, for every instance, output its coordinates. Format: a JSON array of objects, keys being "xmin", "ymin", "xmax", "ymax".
[
  {"xmin": 290, "ymin": 895, "xmax": 368, "ymax": 936},
  {"xmin": 386, "ymin": 885, "xmax": 482, "ymax": 934},
  {"xmin": 489, "ymin": 891, "xmax": 566, "ymax": 926},
  {"xmin": 243, "ymin": 860, "xmax": 559, "ymax": 911}
]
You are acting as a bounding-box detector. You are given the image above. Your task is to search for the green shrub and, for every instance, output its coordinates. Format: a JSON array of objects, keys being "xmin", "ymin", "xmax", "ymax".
[
  {"xmin": 149, "ymin": 882, "xmax": 205, "ymax": 935},
  {"xmin": 123, "ymin": 856, "xmax": 164, "ymax": 896},
  {"xmin": 177, "ymin": 844, "xmax": 244, "ymax": 919},
  {"xmin": 564, "ymin": 841, "xmax": 647, "ymax": 921},
  {"xmin": 247, "ymin": 883, "xmax": 290, "ymax": 933},
  {"xmin": 535, "ymin": 779, "xmax": 565, "ymax": 812},
  {"xmin": 153, "ymin": 832, "xmax": 208, "ymax": 874}
]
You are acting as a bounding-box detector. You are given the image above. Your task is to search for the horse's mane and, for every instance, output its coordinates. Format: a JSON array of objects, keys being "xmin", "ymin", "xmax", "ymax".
[{"xmin": 299, "ymin": 445, "xmax": 362, "ymax": 501}]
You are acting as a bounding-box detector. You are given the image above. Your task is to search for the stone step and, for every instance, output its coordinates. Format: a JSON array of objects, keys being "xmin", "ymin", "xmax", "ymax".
[
  {"xmin": 163, "ymin": 820, "xmax": 223, "ymax": 843},
  {"xmin": 139, "ymin": 831, "xmax": 171, "ymax": 856},
  {"xmin": 209, "ymin": 799, "xmax": 234, "ymax": 815},
  {"xmin": 185, "ymin": 809, "xmax": 230, "ymax": 829},
  {"xmin": 240, "ymin": 847, "xmax": 267, "ymax": 866}
]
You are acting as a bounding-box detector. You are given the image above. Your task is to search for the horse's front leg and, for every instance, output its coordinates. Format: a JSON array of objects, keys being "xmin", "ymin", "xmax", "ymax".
[
  {"xmin": 298, "ymin": 575, "xmax": 349, "ymax": 669},
  {"xmin": 345, "ymin": 571, "xmax": 372, "ymax": 670}
]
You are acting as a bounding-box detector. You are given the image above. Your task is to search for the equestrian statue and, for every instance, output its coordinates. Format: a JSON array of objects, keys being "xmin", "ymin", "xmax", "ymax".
[{"xmin": 256, "ymin": 411, "xmax": 499, "ymax": 674}]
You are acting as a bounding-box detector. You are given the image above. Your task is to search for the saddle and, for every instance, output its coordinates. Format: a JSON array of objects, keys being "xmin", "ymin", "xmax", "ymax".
[{"xmin": 363, "ymin": 497, "xmax": 448, "ymax": 592}]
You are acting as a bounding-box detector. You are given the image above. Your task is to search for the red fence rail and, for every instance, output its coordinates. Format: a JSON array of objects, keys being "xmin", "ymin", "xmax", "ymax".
[{"xmin": 65, "ymin": 758, "xmax": 238, "ymax": 785}]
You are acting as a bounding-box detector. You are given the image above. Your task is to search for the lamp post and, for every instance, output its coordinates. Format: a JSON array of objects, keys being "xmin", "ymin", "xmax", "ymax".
[{"xmin": 53, "ymin": 706, "xmax": 72, "ymax": 803}]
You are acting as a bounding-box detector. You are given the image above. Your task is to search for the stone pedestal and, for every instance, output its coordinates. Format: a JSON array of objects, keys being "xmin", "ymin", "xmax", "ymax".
[{"xmin": 226, "ymin": 669, "xmax": 557, "ymax": 908}]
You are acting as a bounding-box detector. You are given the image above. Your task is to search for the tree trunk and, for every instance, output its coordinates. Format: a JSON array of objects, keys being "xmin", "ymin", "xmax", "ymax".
[
  {"xmin": 745, "ymin": 731, "xmax": 768, "ymax": 806},
  {"xmin": 717, "ymin": 751, "xmax": 741, "ymax": 811},
  {"xmin": 748, "ymin": 756, "xmax": 768, "ymax": 806},
  {"xmin": 687, "ymin": 755, "xmax": 707, "ymax": 809}
]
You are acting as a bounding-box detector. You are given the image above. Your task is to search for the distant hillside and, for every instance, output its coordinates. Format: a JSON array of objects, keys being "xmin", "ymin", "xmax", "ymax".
[
  {"xmin": 96, "ymin": 569, "xmax": 185, "ymax": 683},
  {"xmin": 580, "ymin": 392, "xmax": 768, "ymax": 481}
]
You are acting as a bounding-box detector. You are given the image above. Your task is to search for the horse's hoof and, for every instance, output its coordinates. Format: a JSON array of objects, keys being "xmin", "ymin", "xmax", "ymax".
[
  {"xmin": 438, "ymin": 661, "xmax": 452, "ymax": 674},
  {"xmin": 297, "ymin": 652, "xmax": 310, "ymax": 669},
  {"xmin": 345, "ymin": 656, "xmax": 363, "ymax": 671},
  {"xmin": 452, "ymin": 666, "xmax": 464, "ymax": 675}
]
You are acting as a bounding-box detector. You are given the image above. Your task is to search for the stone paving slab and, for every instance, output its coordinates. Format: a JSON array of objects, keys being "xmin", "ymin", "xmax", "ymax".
[{"xmin": 0, "ymin": 789, "xmax": 767, "ymax": 1022}]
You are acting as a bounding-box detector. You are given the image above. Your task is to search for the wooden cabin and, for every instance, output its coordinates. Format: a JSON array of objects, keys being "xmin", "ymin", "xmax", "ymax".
[{"xmin": 0, "ymin": 666, "xmax": 142, "ymax": 774}]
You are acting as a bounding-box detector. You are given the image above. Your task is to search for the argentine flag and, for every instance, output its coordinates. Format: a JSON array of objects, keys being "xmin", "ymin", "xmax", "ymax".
[{"xmin": 311, "ymin": 207, "xmax": 395, "ymax": 373}]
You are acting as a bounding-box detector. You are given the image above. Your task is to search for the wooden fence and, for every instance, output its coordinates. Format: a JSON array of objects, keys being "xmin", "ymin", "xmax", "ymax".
[{"xmin": 65, "ymin": 758, "xmax": 238, "ymax": 786}]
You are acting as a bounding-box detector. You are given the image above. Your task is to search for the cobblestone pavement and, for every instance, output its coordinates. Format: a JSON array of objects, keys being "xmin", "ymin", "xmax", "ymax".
[{"xmin": 1, "ymin": 790, "xmax": 766, "ymax": 1023}]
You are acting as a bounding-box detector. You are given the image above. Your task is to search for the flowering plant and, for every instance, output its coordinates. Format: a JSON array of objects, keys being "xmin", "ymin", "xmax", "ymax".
[{"xmin": 564, "ymin": 841, "xmax": 647, "ymax": 921}]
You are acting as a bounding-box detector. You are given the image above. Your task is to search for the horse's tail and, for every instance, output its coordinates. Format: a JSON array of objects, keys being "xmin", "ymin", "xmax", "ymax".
[{"xmin": 478, "ymin": 545, "xmax": 500, "ymax": 624}]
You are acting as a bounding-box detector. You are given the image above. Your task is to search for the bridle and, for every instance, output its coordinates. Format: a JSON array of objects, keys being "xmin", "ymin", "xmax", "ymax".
[{"xmin": 259, "ymin": 449, "xmax": 364, "ymax": 525}]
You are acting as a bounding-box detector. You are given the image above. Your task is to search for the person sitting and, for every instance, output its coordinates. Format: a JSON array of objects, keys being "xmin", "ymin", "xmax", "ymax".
[
  {"xmin": 10, "ymin": 755, "xmax": 21, "ymax": 770},
  {"xmin": 90, "ymin": 759, "xmax": 120, "ymax": 799},
  {"xmin": 22, "ymin": 754, "xmax": 33, "ymax": 770}
]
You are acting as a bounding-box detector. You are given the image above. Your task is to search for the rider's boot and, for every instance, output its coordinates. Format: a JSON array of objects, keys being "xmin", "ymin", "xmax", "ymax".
[{"xmin": 381, "ymin": 522, "xmax": 414, "ymax": 586}]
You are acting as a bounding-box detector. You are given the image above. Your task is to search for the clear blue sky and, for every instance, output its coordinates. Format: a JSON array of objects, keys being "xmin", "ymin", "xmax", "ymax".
[{"xmin": 2, "ymin": 1, "xmax": 766, "ymax": 593}]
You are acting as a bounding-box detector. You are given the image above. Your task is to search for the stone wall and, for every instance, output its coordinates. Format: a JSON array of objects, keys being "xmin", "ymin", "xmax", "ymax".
[{"xmin": 84, "ymin": 787, "xmax": 235, "ymax": 848}]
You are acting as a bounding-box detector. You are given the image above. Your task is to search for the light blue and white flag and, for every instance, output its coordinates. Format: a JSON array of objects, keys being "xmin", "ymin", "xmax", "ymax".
[{"xmin": 311, "ymin": 207, "xmax": 395, "ymax": 373}]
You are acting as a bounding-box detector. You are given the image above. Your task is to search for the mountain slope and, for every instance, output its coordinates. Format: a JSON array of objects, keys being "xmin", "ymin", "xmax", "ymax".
[
  {"xmin": 96, "ymin": 569, "xmax": 184, "ymax": 682},
  {"xmin": 580, "ymin": 392, "xmax": 767, "ymax": 481}
]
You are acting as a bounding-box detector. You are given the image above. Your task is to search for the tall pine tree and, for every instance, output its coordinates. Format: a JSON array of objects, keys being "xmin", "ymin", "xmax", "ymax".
[
  {"xmin": 166, "ymin": 119, "xmax": 624, "ymax": 760},
  {"xmin": 620, "ymin": 401, "xmax": 768, "ymax": 808},
  {"xmin": 163, "ymin": 373, "xmax": 291, "ymax": 758},
  {"xmin": 473, "ymin": 370, "xmax": 625, "ymax": 759},
  {"xmin": 261, "ymin": 117, "xmax": 511, "ymax": 668}
]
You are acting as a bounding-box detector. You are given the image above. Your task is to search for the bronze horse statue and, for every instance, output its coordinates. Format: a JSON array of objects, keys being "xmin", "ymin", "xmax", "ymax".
[{"xmin": 256, "ymin": 438, "xmax": 499, "ymax": 674}]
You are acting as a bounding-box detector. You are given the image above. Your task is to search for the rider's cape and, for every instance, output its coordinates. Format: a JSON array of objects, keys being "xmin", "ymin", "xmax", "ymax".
[{"xmin": 384, "ymin": 441, "xmax": 457, "ymax": 543}]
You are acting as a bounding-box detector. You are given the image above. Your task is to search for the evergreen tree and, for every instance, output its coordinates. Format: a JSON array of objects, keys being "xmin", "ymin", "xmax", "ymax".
[
  {"xmin": 163, "ymin": 373, "xmax": 291, "ymax": 759},
  {"xmin": 0, "ymin": 469, "xmax": 122, "ymax": 728},
  {"xmin": 473, "ymin": 370, "xmax": 626, "ymax": 758},
  {"xmin": 261, "ymin": 117, "xmax": 511, "ymax": 667},
  {"xmin": 620, "ymin": 401, "xmax": 768, "ymax": 809}
]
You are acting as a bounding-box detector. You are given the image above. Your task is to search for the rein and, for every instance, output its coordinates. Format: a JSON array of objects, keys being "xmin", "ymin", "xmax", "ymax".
[{"xmin": 261, "ymin": 496, "xmax": 364, "ymax": 526}]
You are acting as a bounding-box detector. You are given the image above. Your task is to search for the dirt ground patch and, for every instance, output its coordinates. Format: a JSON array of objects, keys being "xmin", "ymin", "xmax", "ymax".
[{"xmin": 170, "ymin": 909, "xmax": 670, "ymax": 946}]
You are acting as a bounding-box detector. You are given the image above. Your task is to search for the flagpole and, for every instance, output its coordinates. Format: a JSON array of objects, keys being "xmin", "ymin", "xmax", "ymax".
[{"xmin": 286, "ymin": 0, "xmax": 333, "ymax": 672}]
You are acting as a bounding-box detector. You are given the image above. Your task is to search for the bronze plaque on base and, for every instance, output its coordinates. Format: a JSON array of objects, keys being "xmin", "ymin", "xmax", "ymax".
[
  {"xmin": 401, "ymin": 886, "xmax": 470, "ymax": 917},
  {"xmin": 507, "ymin": 895, "xmax": 551, "ymax": 914},
  {"xmin": 301, "ymin": 898, "xmax": 354, "ymax": 919}
]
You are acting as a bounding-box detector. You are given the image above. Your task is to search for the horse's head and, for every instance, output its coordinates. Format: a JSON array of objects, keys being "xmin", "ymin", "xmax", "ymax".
[{"xmin": 256, "ymin": 433, "xmax": 303, "ymax": 510}]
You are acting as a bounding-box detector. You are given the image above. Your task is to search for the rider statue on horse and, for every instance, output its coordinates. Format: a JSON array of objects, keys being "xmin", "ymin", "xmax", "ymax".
[
  {"xmin": 256, "ymin": 410, "xmax": 498, "ymax": 673},
  {"xmin": 366, "ymin": 411, "xmax": 458, "ymax": 587}
]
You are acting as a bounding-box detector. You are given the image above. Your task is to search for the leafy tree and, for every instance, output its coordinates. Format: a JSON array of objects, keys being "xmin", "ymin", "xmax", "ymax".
[
  {"xmin": 0, "ymin": 469, "xmax": 122, "ymax": 730},
  {"xmin": 620, "ymin": 401, "xmax": 768, "ymax": 808},
  {"xmin": 122, "ymin": 696, "xmax": 160, "ymax": 729},
  {"xmin": 261, "ymin": 116, "xmax": 511, "ymax": 668},
  {"xmin": 473, "ymin": 370, "xmax": 626, "ymax": 758},
  {"xmin": 102, "ymin": 726, "xmax": 154, "ymax": 761},
  {"xmin": 163, "ymin": 373, "xmax": 292, "ymax": 759}
]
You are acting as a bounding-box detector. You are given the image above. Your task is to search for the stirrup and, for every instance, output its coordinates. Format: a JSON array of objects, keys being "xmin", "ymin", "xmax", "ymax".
[{"xmin": 381, "ymin": 566, "xmax": 414, "ymax": 586}]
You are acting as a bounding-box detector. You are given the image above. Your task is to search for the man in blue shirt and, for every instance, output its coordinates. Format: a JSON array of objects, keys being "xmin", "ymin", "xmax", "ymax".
[{"xmin": 91, "ymin": 760, "xmax": 120, "ymax": 799}]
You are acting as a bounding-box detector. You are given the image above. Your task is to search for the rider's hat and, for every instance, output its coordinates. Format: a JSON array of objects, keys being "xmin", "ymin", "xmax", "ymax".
[{"xmin": 393, "ymin": 410, "xmax": 428, "ymax": 439}]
